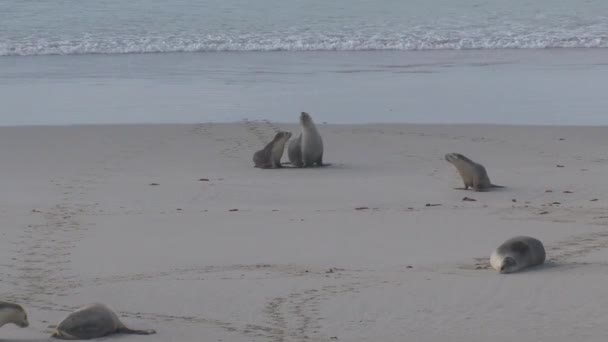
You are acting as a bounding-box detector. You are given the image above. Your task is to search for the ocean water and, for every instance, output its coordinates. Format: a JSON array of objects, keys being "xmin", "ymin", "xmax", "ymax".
[
  {"xmin": 2, "ymin": 0, "xmax": 608, "ymax": 55},
  {"xmin": 1, "ymin": 0, "xmax": 608, "ymax": 126}
]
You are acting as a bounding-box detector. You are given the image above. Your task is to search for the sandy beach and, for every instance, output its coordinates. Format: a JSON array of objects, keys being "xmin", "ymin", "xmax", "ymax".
[{"xmin": 2, "ymin": 122, "xmax": 608, "ymax": 341}]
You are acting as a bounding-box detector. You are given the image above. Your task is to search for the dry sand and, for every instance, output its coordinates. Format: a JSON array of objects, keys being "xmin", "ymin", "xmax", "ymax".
[{"xmin": 2, "ymin": 122, "xmax": 608, "ymax": 341}]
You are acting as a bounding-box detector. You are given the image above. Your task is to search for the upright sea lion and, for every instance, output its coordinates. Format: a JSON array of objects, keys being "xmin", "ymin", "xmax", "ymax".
[
  {"xmin": 445, "ymin": 153, "xmax": 503, "ymax": 191},
  {"xmin": 0, "ymin": 302, "xmax": 29, "ymax": 328},
  {"xmin": 490, "ymin": 236, "xmax": 546, "ymax": 273},
  {"xmin": 253, "ymin": 131, "xmax": 292, "ymax": 169},
  {"xmin": 288, "ymin": 112, "xmax": 324, "ymax": 167},
  {"xmin": 51, "ymin": 303, "xmax": 155, "ymax": 340}
]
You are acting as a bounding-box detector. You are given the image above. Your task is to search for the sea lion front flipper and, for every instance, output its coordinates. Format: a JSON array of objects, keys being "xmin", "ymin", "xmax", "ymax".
[
  {"xmin": 117, "ymin": 327, "xmax": 156, "ymax": 335},
  {"xmin": 473, "ymin": 187, "xmax": 489, "ymax": 192},
  {"xmin": 259, "ymin": 162, "xmax": 273, "ymax": 169},
  {"xmin": 315, "ymin": 153, "xmax": 324, "ymax": 166}
]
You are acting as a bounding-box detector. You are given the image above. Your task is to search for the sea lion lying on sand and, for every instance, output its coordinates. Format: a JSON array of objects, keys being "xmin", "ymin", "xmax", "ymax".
[
  {"xmin": 51, "ymin": 303, "xmax": 155, "ymax": 340},
  {"xmin": 490, "ymin": 236, "xmax": 546, "ymax": 273},
  {"xmin": 0, "ymin": 302, "xmax": 29, "ymax": 329}
]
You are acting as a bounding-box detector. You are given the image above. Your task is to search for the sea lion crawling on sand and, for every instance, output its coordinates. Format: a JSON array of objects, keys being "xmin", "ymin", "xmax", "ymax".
[
  {"xmin": 51, "ymin": 303, "xmax": 155, "ymax": 340},
  {"xmin": 0, "ymin": 301, "xmax": 29, "ymax": 328},
  {"xmin": 288, "ymin": 112, "xmax": 325, "ymax": 167},
  {"xmin": 490, "ymin": 236, "xmax": 546, "ymax": 273},
  {"xmin": 444, "ymin": 153, "xmax": 503, "ymax": 191},
  {"xmin": 253, "ymin": 131, "xmax": 292, "ymax": 169}
]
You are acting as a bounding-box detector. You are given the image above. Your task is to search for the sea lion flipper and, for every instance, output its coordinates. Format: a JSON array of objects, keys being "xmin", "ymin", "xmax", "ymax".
[
  {"xmin": 117, "ymin": 327, "xmax": 156, "ymax": 335},
  {"xmin": 315, "ymin": 152, "xmax": 323, "ymax": 166}
]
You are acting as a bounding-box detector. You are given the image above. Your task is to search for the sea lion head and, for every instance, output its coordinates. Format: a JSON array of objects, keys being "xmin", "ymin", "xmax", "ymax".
[
  {"xmin": 444, "ymin": 153, "xmax": 461, "ymax": 163},
  {"xmin": 273, "ymin": 131, "xmax": 292, "ymax": 142},
  {"xmin": 300, "ymin": 112, "xmax": 313, "ymax": 126},
  {"xmin": 1, "ymin": 304, "xmax": 29, "ymax": 327},
  {"xmin": 444, "ymin": 153, "xmax": 471, "ymax": 164},
  {"xmin": 16, "ymin": 309, "xmax": 29, "ymax": 328},
  {"xmin": 499, "ymin": 256, "xmax": 517, "ymax": 274}
]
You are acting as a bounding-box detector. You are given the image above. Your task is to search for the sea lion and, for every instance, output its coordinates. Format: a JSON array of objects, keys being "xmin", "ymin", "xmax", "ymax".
[
  {"xmin": 288, "ymin": 112, "xmax": 324, "ymax": 167},
  {"xmin": 287, "ymin": 135, "xmax": 302, "ymax": 167},
  {"xmin": 51, "ymin": 303, "xmax": 155, "ymax": 340},
  {"xmin": 253, "ymin": 131, "xmax": 292, "ymax": 169},
  {"xmin": 0, "ymin": 302, "xmax": 29, "ymax": 328},
  {"xmin": 490, "ymin": 236, "xmax": 546, "ymax": 273},
  {"xmin": 445, "ymin": 153, "xmax": 503, "ymax": 191}
]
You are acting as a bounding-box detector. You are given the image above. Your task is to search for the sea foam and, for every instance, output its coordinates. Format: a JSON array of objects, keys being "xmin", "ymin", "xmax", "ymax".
[{"xmin": 1, "ymin": 29, "xmax": 607, "ymax": 56}]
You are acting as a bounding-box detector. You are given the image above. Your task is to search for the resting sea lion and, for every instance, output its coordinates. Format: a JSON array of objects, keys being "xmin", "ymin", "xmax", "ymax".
[
  {"xmin": 0, "ymin": 301, "xmax": 29, "ymax": 328},
  {"xmin": 51, "ymin": 303, "xmax": 155, "ymax": 340},
  {"xmin": 490, "ymin": 236, "xmax": 546, "ymax": 273}
]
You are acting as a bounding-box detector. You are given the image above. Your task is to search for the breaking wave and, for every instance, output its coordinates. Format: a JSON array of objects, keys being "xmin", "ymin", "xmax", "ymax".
[{"xmin": 2, "ymin": 27, "xmax": 607, "ymax": 56}]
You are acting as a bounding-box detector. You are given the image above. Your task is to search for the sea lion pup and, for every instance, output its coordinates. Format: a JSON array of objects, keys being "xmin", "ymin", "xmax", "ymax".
[
  {"xmin": 0, "ymin": 302, "xmax": 29, "ymax": 328},
  {"xmin": 253, "ymin": 131, "xmax": 292, "ymax": 169},
  {"xmin": 444, "ymin": 153, "xmax": 503, "ymax": 191},
  {"xmin": 490, "ymin": 236, "xmax": 546, "ymax": 274},
  {"xmin": 288, "ymin": 112, "xmax": 324, "ymax": 167},
  {"xmin": 51, "ymin": 303, "xmax": 155, "ymax": 340}
]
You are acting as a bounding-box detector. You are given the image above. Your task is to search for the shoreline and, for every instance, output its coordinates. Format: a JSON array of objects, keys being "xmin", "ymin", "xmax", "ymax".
[
  {"xmin": 1, "ymin": 46, "xmax": 608, "ymax": 58},
  {"xmin": 2, "ymin": 48, "xmax": 608, "ymax": 127},
  {"xmin": 2, "ymin": 121, "xmax": 608, "ymax": 129}
]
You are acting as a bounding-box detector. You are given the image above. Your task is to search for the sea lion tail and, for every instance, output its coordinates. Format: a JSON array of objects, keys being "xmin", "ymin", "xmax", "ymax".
[{"xmin": 118, "ymin": 327, "xmax": 157, "ymax": 335}]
